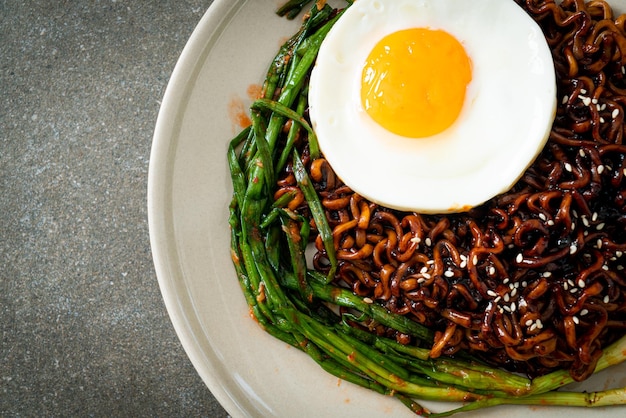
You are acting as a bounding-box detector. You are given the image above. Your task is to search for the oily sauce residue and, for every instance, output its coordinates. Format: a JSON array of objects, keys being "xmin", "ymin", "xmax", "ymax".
[
  {"xmin": 228, "ymin": 83, "xmax": 263, "ymax": 131},
  {"xmin": 228, "ymin": 96, "xmax": 252, "ymax": 130},
  {"xmin": 247, "ymin": 83, "xmax": 263, "ymax": 100}
]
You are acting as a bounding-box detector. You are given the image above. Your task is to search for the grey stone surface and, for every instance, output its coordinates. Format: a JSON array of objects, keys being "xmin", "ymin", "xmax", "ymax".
[{"xmin": 1, "ymin": 1, "xmax": 229, "ymax": 416}]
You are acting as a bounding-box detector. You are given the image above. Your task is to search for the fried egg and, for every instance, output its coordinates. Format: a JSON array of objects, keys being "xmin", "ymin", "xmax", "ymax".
[{"xmin": 308, "ymin": 0, "xmax": 557, "ymax": 213}]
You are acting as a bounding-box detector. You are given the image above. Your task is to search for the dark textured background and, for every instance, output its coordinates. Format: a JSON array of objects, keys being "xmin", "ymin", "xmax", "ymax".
[{"xmin": 1, "ymin": 1, "xmax": 229, "ymax": 416}]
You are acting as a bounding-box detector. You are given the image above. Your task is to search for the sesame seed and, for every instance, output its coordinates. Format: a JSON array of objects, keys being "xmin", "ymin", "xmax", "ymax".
[
  {"xmin": 539, "ymin": 213, "xmax": 547, "ymax": 221},
  {"xmin": 509, "ymin": 283, "xmax": 515, "ymax": 290},
  {"xmin": 460, "ymin": 260, "xmax": 467, "ymax": 269},
  {"xmin": 568, "ymin": 279, "xmax": 575, "ymax": 287},
  {"xmin": 592, "ymin": 98, "xmax": 598, "ymax": 105},
  {"xmin": 444, "ymin": 270, "xmax": 455, "ymax": 278},
  {"xmin": 570, "ymin": 244, "xmax": 577, "ymax": 254},
  {"xmin": 420, "ymin": 266, "xmax": 428, "ymax": 274},
  {"xmin": 597, "ymin": 223, "xmax": 605, "ymax": 231},
  {"xmin": 427, "ymin": 259, "xmax": 435, "ymax": 265},
  {"xmin": 525, "ymin": 319, "xmax": 534, "ymax": 327},
  {"xmin": 425, "ymin": 238, "xmax": 432, "ymax": 247},
  {"xmin": 581, "ymin": 309, "xmax": 589, "ymax": 316},
  {"xmin": 581, "ymin": 89, "xmax": 588, "ymax": 94},
  {"xmin": 514, "ymin": 282, "xmax": 520, "ymax": 289},
  {"xmin": 581, "ymin": 216, "xmax": 590, "ymax": 227},
  {"xmin": 597, "ymin": 239, "xmax": 603, "ymax": 249},
  {"xmin": 503, "ymin": 278, "xmax": 510, "ymax": 284},
  {"xmin": 530, "ymin": 323, "xmax": 538, "ymax": 332},
  {"xmin": 613, "ymin": 108, "xmax": 620, "ymax": 119},
  {"xmin": 618, "ymin": 265, "xmax": 625, "ymax": 271},
  {"xmin": 547, "ymin": 220, "xmax": 555, "ymax": 226},
  {"xmin": 488, "ymin": 266, "xmax": 496, "ymax": 276},
  {"xmin": 504, "ymin": 293, "xmax": 510, "ymax": 302},
  {"xmin": 417, "ymin": 278, "xmax": 426, "ymax": 284},
  {"xmin": 600, "ymin": 115, "xmax": 605, "ymax": 122},
  {"xmin": 562, "ymin": 95, "xmax": 569, "ymax": 104},
  {"xmin": 598, "ymin": 165, "xmax": 605, "ymax": 174},
  {"xmin": 499, "ymin": 307, "xmax": 504, "ymax": 314},
  {"xmin": 563, "ymin": 282, "xmax": 569, "ymax": 290},
  {"xmin": 516, "ymin": 253, "xmax": 523, "ymax": 263},
  {"xmin": 536, "ymin": 319, "xmax": 544, "ymax": 329},
  {"xmin": 565, "ymin": 162, "xmax": 573, "ymax": 172},
  {"xmin": 543, "ymin": 272, "xmax": 552, "ymax": 278},
  {"xmin": 487, "ymin": 290, "xmax": 498, "ymax": 297},
  {"xmin": 503, "ymin": 305, "xmax": 511, "ymax": 312},
  {"xmin": 472, "ymin": 255, "xmax": 478, "ymax": 265},
  {"xmin": 592, "ymin": 212, "xmax": 598, "ymax": 222},
  {"xmin": 578, "ymin": 279, "xmax": 585, "ymax": 288},
  {"xmin": 604, "ymin": 295, "xmax": 610, "ymax": 303},
  {"xmin": 579, "ymin": 149, "xmax": 586, "ymax": 157},
  {"xmin": 596, "ymin": 104, "xmax": 603, "ymax": 112},
  {"xmin": 622, "ymin": 65, "xmax": 625, "ymax": 74},
  {"xmin": 511, "ymin": 303, "xmax": 517, "ymax": 312},
  {"xmin": 411, "ymin": 237, "xmax": 421, "ymax": 244},
  {"xmin": 601, "ymin": 103, "xmax": 607, "ymax": 111},
  {"xmin": 570, "ymin": 287, "xmax": 579, "ymax": 293},
  {"xmin": 582, "ymin": 97, "xmax": 592, "ymax": 106},
  {"xmin": 571, "ymin": 222, "xmax": 576, "ymax": 231},
  {"xmin": 422, "ymin": 273, "xmax": 432, "ymax": 280},
  {"xmin": 511, "ymin": 288, "xmax": 518, "ymax": 297},
  {"xmin": 494, "ymin": 296, "xmax": 502, "ymax": 303},
  {"xmin": 573, "ymin": 316, "xmax": 580, "ymax": 324},
  {"xmin": 522, "ymin": 281, "xmax": 528, "ymax": 288},
  {"xmin": 363, "ymin": 297, "xmax": 374, "ymax": 304},
  {"xmin": 573, "ymin": 210, "xmax": 579, "ymax": 218},
  {"xmin": 602, "ymin": 264, "xmax": 609, "ymax": 271}
]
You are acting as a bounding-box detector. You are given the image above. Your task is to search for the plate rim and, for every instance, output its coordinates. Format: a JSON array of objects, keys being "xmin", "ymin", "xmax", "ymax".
[{"xmin": 147, "ymin": 0, "xmax": 246, "ymax": 415}]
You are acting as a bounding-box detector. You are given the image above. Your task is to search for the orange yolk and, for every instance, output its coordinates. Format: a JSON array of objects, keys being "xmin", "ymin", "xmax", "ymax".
[{"xmin": 361, "ymin": 28, "xmax": 472, "ymax": 138}]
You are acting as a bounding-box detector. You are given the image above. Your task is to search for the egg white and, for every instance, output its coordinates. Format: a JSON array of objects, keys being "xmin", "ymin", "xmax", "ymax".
[{"xmin": 308, "ymin": 0, "xmax": 557, "ymax": 213}]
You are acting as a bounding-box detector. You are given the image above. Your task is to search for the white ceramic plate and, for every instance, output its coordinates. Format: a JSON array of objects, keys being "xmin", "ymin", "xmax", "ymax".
[{"xmin": 148, "ymin": 1, "xmax": 626, "ymax": 416}]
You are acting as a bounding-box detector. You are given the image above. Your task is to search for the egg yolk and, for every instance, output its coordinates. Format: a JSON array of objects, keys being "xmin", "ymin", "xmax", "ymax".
[{"xmin": 361, "ymin": 28, "xmax": 472, "ymax": 138}]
